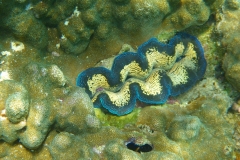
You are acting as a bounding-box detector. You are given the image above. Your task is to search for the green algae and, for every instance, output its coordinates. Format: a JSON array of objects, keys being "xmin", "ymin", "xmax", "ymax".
[{"xmin": 94, "ymin": 108, "xmax": 140, "ymax": 128}]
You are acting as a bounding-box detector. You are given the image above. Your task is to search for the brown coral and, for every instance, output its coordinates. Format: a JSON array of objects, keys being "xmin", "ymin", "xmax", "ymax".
[{"xmin": 217, "ymin": 0, "xmax": 240, "ymax": 91}]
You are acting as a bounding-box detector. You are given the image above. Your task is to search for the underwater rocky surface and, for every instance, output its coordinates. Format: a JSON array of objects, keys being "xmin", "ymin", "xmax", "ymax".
[{"xmin": 0, "ymin": 0, "xmax": 240, "ymax": 159}]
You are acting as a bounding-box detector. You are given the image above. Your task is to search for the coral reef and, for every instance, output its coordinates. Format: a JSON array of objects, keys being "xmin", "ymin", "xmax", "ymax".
[
  {"xmin": 0, "ymin": 0, "xmax": 224, "ymax": 55},
  {"xmin": 217, "ymin": 0, "xmax": 240, "ymax": 91},
  {"xmin": 0, "ymin": 71, "xmax": 234, "ymax": 159},
  {"xmin": 0, "ymin": 62, "xmax": 99, "ymax": 149},
  {"xmin": 103, "ymin": 139, "xmax": 142, "ymax": 160},
  {"xmin": 0, "ymin": 80, "xmax": 28, "ymax": 143},
  {"xmin": 55, "ymin": 87, "xmax": 101, "ymax": 134},
  {"xmin": 0, "ymin": 0, "xmax": 238, "ymax": 159},
  {"xmin": 134, "ymin": 77, "xmax": 234, "ymax": 159},
  {"xmin": 48, "ymin": 132, "xmax": 98, "ymax": 159}
]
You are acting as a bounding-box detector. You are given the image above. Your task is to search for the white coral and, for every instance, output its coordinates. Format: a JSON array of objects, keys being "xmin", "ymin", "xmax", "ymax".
[{"xmin": 11, "ymin": 41, "xmax": 25, "ymax": 52}]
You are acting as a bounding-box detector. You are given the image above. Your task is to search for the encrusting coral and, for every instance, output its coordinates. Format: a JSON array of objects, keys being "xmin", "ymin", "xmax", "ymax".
[{"xmin": 0, "ymin": 0, "xmax": 224, "ymax": 55}]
